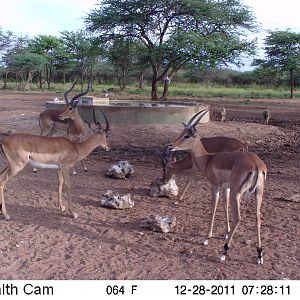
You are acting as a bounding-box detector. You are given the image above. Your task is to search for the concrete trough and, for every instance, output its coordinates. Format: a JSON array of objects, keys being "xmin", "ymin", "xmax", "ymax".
[{"xmin": 45, "ymin": 99, "xmax": 210, "ymax": 125}]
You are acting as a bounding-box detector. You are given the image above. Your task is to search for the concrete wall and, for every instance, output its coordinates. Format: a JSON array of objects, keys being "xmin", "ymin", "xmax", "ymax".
[{"xmin": 46, "ymin": 101, "xmax": 210, "ymax": 125}]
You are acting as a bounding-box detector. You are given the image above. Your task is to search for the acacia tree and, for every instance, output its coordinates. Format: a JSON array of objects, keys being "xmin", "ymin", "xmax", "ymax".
[
  {"xmin": 6, "ymin": 51, "xmax": 47, "ymax": 90},
  {"xmin": 85, "ymin": 0, "xmax": 257, "ymax": 100},
  {"xmin": 253, "ymin": 30, "xmax": 300, "ymax": 98},
  {"xmin": 29, "ymin": 35, "xmax": 70, "ymax": 89},
  {"xmin": 0, "ymin": 28, "xmax": 17, "ymax": 89},
  {"xmin": 61, "ymin": 30, "xmax": 100, "ymax": 90}
]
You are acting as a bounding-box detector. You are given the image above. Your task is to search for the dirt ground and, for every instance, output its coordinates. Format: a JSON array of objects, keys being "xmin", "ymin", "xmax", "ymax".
[{"xmin": 0, "ymin": 91, "xmax": 299, "ymax": 280}]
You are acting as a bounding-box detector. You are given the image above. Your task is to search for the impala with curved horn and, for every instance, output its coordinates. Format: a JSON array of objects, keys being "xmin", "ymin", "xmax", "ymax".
[
  {"xmin": 37, "ymin": 81, "xmax": 90, "ymax": 174},
  {"xmin": 162, "ymin": 135, "xmax": 248, "ymax": 201},
  {"xmin": 171, "ymin": 109, "xmax": 267, "ymax": 264},
  {"xmin": 0, "ymin": 109, "xmax": 110, "ymax": 220}
]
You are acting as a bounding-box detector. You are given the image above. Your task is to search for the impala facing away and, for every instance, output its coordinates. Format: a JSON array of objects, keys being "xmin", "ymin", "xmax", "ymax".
[
  {"xmin": 171, "ymin": 109, "xmax": 267, "ymax": 264},
  {"xmin": 37, "ymin": 81, "xmax": 90, "ymax": 174},
  {"xmin": 162, "ymin": 135, "xmax": 248, "ymax": 200},
  {"xmin": 0, "ymin": 110, "xmax": 110, "ymax": 220}
]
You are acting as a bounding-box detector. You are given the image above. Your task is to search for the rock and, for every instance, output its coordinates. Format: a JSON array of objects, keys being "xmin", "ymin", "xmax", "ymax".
[
  {"xmin": 100, "ymin": 190, "xmax": 134, "ymax": 209},
  {"xmin": 149, "ymin": 177, "xmax": 179, "ymax": 198},
  {"xmin": 140, "ymin": 215, "xmax": 176, "ymax": 233},
  {"xmin": 105, "ymin": 161, "xmax": 134, "ymax": 179}
]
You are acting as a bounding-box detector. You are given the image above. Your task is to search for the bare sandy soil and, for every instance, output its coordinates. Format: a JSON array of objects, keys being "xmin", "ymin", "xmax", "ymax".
[{"xmin": 0, "ymin": 91, "xmax": 299, "ymax": 280}]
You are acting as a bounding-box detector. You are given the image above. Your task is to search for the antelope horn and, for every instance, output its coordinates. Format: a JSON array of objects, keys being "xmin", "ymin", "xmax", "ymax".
[
  {"xmin": 92, "ymin": 108, "xmax": 99, "ymax": 125},
  {"xmin": 71, "ymin": 81, "xmax": 91, "ymax": 103},
  {"xmin": 186, "ymin": 108, "xmax": 208, "ymax": 126},
  {"xmin": 84, "ymin": 120, "xmax": 93, "ymax": 130},
  {"xmin": 63, "ymin": 80, "xmax": 77, "ymax": 104},
  {"xmin": 192, "ymin": 109, "xmax": 209, "ymax": 127},
  {"xmin": 99, "ymin": 110, "xmax": 110, "ymax": 131}
]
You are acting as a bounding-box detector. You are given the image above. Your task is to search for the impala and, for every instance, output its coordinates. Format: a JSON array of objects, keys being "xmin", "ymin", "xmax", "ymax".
[
  {"xmin": 0, "ymin": 109, "xmax": 110, "ymax": 220},
  {"xmin": 37, "ymin": 81, "xmax": 90, "ymax": 174},
  {"xmin": 162, "ymin": 135, "xmax": 248, "ymax": 200},
  {"xmin": 171, "ymin": 109, "xmax": 267, "ymax": 264}
]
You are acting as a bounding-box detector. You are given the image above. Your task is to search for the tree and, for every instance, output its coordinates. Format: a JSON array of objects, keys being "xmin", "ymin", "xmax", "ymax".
[
  {"xmin": 29, "ymin": 35, "xmax": 70, "ymax": 89},
  {"xmin": 1, "ymin": 35, "xmax": 31, "ymax": 89},
  {"xmin": 85, "ymin": 0, "xmax": 257, "ymax": 100},
  {"xmin": 6, "ymin": 51, "xmax": 47, "ymax": 90},
  {"xmin": 107, "ymin": 38, "xmax": 135, "ymax": 89},
  {"xmin": 61, "ymin": 30, "xmax": 101, "ymax": 89},
  {"xmin": 0, "ymin": 28, "xmax": 17, "ymax": 89},
  {"xmin": 253, "ymin": 30, "xmax": 300, "ymax": 98}
]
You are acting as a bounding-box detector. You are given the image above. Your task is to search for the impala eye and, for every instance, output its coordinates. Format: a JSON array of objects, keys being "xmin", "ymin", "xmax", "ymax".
[{"xmin": 184, "ymin": 135, "xmax": 190, "ymax": 139}]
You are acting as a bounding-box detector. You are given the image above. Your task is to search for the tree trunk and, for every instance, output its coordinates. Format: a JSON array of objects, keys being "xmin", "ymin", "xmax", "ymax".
[
  {"xmin": 3, "ymin": 71, "xmax": 8, "ymax": 89},
  {"xmin": 290, "ymin": 68, "xmax": 294, "ymax": 98},
  {"xmin": 160, "ymin": 76, "xmax": 171, "ymax": 101},
  {"xmin": 38, "ymin": 72, "xmax": 43, "ymax": 89},
  {"xmin": 138, "ymin": 70, "xmax": 145, "ymax": 89},
  {"xmin": 46, "ymin": 65, "xmax": 51, "ymax": 89},
  {"xmin": 151, "ymin": 78, "xmax": 158, "ymax": 100},
  {"xmin": 151, "ymin": 67, "xmax": 159, "ymax": 100}
]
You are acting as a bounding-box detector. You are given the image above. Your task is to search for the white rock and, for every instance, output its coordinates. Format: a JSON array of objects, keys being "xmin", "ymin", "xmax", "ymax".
[
  {"xmin": 101, "ymin": 190, "xmax": 134, "ymax": 209},
  {"xmin": 106, "ymin": 161, "xmax": 134, "ymax": 179},
  {"xmin": 149, "ymin": 177, "xmax": 179, "ymax": 198},
  {"xmin": 140, "ymin": 215, "xmax": 176, "ymax": 233}
]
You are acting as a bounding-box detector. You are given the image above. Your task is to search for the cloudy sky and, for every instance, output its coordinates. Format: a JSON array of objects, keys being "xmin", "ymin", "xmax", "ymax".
[{"xmin": 1, "ymin": 0, "xmax": 299, "ymax": 69}]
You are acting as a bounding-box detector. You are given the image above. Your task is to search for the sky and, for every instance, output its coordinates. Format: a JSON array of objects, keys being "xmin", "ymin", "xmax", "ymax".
[{"xmin": 1, "ymin": 0, "xmax": 299, "ymax": 69}]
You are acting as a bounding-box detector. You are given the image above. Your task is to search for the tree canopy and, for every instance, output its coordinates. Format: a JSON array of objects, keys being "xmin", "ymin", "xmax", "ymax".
[
  {"xmin": 253, "ymin": 30, "xmax": 300, "ymax": 98},
  {"xmin": 85, "ymin": 0, "xmax": 257, "ymax": 100}
]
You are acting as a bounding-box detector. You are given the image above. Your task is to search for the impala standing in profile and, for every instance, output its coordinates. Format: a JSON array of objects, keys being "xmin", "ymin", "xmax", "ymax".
[
  {"xmin": 0, "ymin": 110, "xmax": 110, "ymax": 220},
  {"xmin": 171, "ymin": 109, "xmax": 267, "ymax": 264},
  {"xmin": 37, "ymin": 81, "xmax": 90, "ymax": 174}
]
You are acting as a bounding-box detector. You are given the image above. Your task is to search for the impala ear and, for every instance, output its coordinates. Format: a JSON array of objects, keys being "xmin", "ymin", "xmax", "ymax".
[
  {"xmin": 72, "ymin": 99, "xmax": 79, "ymax": 108},
  {"xmin": 182, "ymin": 122, "xmax": 186, "ymax": 127}
]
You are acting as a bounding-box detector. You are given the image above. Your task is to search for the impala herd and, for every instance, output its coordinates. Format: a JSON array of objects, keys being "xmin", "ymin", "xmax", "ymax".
[{"xmin": 0, "ymin": 82, "xmax": 267, "ymax": 265}]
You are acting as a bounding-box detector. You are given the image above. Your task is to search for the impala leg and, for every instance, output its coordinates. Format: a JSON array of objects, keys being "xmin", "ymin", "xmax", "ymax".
[
  {"xmin": 221, "ymin": 192, "xmax": 241, "ymax": 261},
  {"xmin": 223, "ymin": 188, "xmax": 231, "ymax": 238},
  {"xmin": 0, "ymin": 164, "xmax": 25, "ymax": 220},
  {"xmin": 71, "ymin": 167, "xmax": 77, "ymax": 175},
  {"xmin": 0, "ymin": 167, "xmax": 10, "ymax": 220},
  {"xmin": 178, "ymin": 181, "xmax": 191, "ymax": 202},
  {"xmin": 81, "ymin": 159, "xmax": 88, "ymax": 172},
  {"xmin": 57, "ymin": 169, "xmax": 66, "ymax": 211},
  {"xmin": 62, "ymin": 167, "xmax": 77, "ymax": 219},
  {"xmin": 256, "ymin": 187, "xmax": 264, "ymax": 264},
  {"xmin": 203, "ymin": 185, "xmax": 220, "ymax": 245}
]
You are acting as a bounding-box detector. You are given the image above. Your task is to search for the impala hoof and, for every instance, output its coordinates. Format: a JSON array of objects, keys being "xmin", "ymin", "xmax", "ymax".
[
  {"xmin": 257, "ymin": 257, "xmax": 264, "ymax": 265},
  {"xmin": 72, "ymin": 212, "xmax": 78, "ymax": 219},
  {"xmin": 5, "ymin": 214, "xmax": 11, "ymax": 221},
  {"xmin": 33, "ymin": 168, "xmax": 37, "ymax": 173},
  {"xmin": 220, "ymin": 255, "xmax": 226, "ymax": 261},
  {"xmin": 203, "ymin": 239, "xmax": 209, "ymax": 246},
  {"xmin": 60, "ymin": 206, "xmax": 66, "ymax": 212}
]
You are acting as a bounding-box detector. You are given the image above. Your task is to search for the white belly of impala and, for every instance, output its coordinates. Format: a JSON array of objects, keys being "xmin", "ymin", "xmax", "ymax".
[{"xmin": 29, "ymin": 158, "xmax": 62, "ymax": 170}]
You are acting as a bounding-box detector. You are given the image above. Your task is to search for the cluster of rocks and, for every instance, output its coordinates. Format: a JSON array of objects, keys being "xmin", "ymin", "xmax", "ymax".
[{"xmin": 101, "ymin": 160, "xmax": 178, "ymax": 234}]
